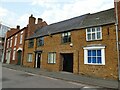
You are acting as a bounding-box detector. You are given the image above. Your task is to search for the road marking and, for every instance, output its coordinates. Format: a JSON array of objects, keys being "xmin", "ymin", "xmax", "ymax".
[
  {"xmin": 40, "ymin": 76, "xmax": 58, "ymax": 80},
  {"xmin": 68, "ymin": 81, "xmax": 85, "ymax": 86}
]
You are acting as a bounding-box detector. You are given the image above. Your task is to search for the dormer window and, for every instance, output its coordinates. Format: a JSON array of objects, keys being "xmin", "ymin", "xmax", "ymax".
[
  {"xmin": 86, "ymin": 27, "xmax": 102, "ymax": 41},
  {"xmin": 62, "ymin": 32, "xmax": 71, "ymax": 43}
]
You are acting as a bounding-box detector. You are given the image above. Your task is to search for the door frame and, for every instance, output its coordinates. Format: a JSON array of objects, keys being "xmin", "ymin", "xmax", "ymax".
[
  {"xmin": 60, "ymin": 53, "xmax": 73, "ymax": 73},
  {"xmin": 34, "ymin": 50, "xmax": 42, "ymax": 68},
  {"xmin": 17, "ymin": 50, "xmax": 22, "ymax": 65},
  {"xmin": 35, "ymin": 53, "xmax": 41, "ymax": 68}
]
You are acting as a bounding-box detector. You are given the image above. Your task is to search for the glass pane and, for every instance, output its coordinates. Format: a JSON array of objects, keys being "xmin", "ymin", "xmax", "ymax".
[
  {"xmin": 53, "ymin": 53, "xmax": 56, "ymax": 63},
  {"xmin": 87, "ymin": 28, "xmax": 91, "ymax": 32},
  {"xmin": 92, "ymin": 50, "xmax": 96, "ymax": 56},
  {"xmin": 88, "ymin": 57, "xmax": 91, "ymax": 63},
  {"xmin": 97, "ymin": 50, "xmax": 101, "ymax": 56},
  {"xmin": 92, "ymin": 28, "xmax": 95, "ymax": 32},
  {"xmin": 92, "ymin": 57, "xmax": 96, "ymax": 63},
  {"xmin": 87, "ymin": 34, "xmax": 91, "ymax": 40},
  {"xmin": 97, "ymin": 27, "xmax": 100, "ymax": 31},
  {"xmin": 92, "ymin": 33, "xmax": 95, "ymax": 40},
  {"xmin": 97, "ymin": 57, "xmax": 102, "ymax": 63},
  {"xmin": 65, "ymin": 33, "xmax": 67, "ymax": 36},
  {"xmin": 62, "ymin": 33, "xmax": 64, "ymax": 37},
  {"xmin": 88, "ymin": 50, "xmax": 91, "ymax": 56},
  {"xmin": 97, "ymin": 32, "xmax": 101, "ymax": 39},
  {"xmin": 68, "ymin": 32, "xmax": 71, "ymax": 36}
]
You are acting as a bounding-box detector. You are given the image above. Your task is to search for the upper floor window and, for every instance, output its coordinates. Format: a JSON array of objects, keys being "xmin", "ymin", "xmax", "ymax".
[
  {"xmin": 7, "ymin": 39, "xmax": 9, "ymax": 48},
  {"xmin": 14, "ymin": 35, "xmax": 17, "ymax": 46},
  {"xmin": 28, "ymin": 39, "xmax": 34, "ymax": 48},
  {"xmin": 37, "ymin": 37, "xmax": 44, "ymax": 47},
  {"xmin": 10, "ymin": 37, "xmax": 13, "ymax": 47},
  {"xmin": 12, "ymin": 48, "xmax": 16, "ymax": 60},
  {"xmin": 62, "ymin": 32, "xmax": 71, "ymax": 43},
  {"xmin": 20, "ymin": 31, "xmax": 23, "ymax": 44},
  {"xmin": 86, "ymin": 27, "xmax": 102, "ymax": 41}
]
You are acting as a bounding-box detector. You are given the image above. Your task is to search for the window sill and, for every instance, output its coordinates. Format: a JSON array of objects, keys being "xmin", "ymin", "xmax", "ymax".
[
  {"xmin": 47, "ymin": 63, "xmax": 56, "ymax": 64},
  {"xmin": 27, "ymin": 62, "xmax": 32, "ymax": 63},
  {"xmin": 84, "ymin": 63, "xmax": 105, "ymax": 65},
  {"xmin": 86, "ymin": 39, "xmax": 102, "ymax": 42}
]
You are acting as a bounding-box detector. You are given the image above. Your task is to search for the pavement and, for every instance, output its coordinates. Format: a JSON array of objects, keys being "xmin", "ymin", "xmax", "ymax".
[{"xmin": 2, "ymin": 63, "xmax": 119, "ymax": 89}]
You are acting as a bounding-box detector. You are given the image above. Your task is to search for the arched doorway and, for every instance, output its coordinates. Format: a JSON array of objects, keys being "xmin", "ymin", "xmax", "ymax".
[{"xmin": 17, "ymin": 50, "xmax": 22, "ymax": 65}]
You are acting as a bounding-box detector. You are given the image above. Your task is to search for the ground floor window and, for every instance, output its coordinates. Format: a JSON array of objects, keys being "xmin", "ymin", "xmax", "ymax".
[
  {"xmin": 27, "ymin": 53, "xmax": 32, "ymax": 62},
  {"xmin": 83, "ymin": 46, "xmax": 105, "ymax": 65},
  {"xmin": 48, "ymin": 52, "xmax": 56, "ymax": 64}
]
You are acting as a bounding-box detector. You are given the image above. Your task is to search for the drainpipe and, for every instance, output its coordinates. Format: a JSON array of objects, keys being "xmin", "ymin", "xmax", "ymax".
[{"xmin": 115, "ymin": 1, "xmax": 120, "ymax": 81}]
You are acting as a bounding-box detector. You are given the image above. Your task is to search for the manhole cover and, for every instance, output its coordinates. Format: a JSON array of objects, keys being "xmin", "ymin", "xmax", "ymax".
[{"xmin": 19, "ymin": 73, "xmax": 33, "ymax": 77}]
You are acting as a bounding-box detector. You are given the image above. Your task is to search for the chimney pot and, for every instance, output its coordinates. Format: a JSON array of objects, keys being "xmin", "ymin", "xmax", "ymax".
[{"xmin": 16, "ymin": 25, "xmax": 20, "ymax": 29}]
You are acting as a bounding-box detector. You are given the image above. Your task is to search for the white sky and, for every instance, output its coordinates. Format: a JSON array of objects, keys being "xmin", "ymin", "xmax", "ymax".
[{"xmin": 0, "ymin": 0, "xmax": 114, "ymax": 29}]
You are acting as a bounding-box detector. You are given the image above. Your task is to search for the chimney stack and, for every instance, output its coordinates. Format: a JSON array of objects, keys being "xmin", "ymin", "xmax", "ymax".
[
  {"xmin": 29, "ymin": 14, "xmax": 36, "ymax": 25},
  {"xmin": 37, "ymin": 18, "xmax": 43, "ymax": 24}
]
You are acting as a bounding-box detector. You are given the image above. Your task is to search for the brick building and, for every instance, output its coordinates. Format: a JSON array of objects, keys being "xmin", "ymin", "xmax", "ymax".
[
  {"xmin": 4, "ymin": 15, "xmax": 47, "ymax": 65},
  {"xmin": 23, "ymin": 3, "xmax": 120, "ymax": 80}
]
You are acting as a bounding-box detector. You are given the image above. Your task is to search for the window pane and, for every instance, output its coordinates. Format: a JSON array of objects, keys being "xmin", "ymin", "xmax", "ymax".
[
  {"xmin": 87, "ymin": 28, "xmax": 91, "ymax": 32},
  {"xmin": 92, "ymin": 28, "xmax": 95, "ymax": 32},
  {"xmin": 88, "ymin": 57, "xmax": 91, "ymax": 63},
  {"xmin": 68, "ymin": 32, "xmax": 71, "ymax": 36},
  {"xmin": 87, "ymin": 34, "xmax": 91, "ymax": 40},
  {"xmin": 97, "ymin": 50, "xmax": 101, "ymax": 56},
  {"xmin": 53, "ymin": 53, "xmax": 56, "ymax": 63},
  {"xmin": 92, "ymin": 33, "xmax": 95, "ymax": 40},
  {"xmin": 62, "ymin": 33, "xmax": 64, "ymax": 37},
  {"xmin": 97, "ymin": 32, "xmax": 101, "ymax": 39},
  {"xmin": 97, "ymin": 27, "xmax": 100, "ymax": 31},
  {"xmin": 88, "ymin": 50, "xmax": 91, "ymax": 56},
  {"xmin": 92, "ymin": 50, "xmax": 96, "ymax": 56},
  {"xmin": 97, "ymin": 57, "xmax": 102, "ymax": 63},
  {"xmin": 92, "ymin": 57, "xmax": 96, "ymax": 63}
]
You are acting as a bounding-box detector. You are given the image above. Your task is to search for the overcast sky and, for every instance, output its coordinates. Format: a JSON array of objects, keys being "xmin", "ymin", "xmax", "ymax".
[{"xmin": 0, "ymin": 0, "xmax": 114, "ymax": 29}]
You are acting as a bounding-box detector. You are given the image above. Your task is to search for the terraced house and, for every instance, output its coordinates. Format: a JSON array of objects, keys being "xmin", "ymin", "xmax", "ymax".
[
  {"xmin": 3, "ymin": 15, "xmax": 47, "ymax": 65},
  {"xmin": 23, "ymin": 1, "xmax": 120, "ymax": 81}
]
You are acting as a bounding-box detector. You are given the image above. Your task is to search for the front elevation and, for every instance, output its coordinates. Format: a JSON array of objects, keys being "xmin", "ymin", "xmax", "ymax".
[{"xmin": 23, "ymin": 8, "xmax": 119, "ymax": 80}]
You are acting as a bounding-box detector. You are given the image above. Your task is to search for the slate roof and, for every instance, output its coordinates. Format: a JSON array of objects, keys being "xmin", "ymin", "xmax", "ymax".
[{"xmin": 28, "ymin": 8, "xmax": 115, "ymax": 39}]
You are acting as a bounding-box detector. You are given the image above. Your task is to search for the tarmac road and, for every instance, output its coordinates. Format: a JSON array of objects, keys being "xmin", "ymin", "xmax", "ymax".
[{"xmin": 2, "ymin": 67, "xmax": 101, "ymax": 89}]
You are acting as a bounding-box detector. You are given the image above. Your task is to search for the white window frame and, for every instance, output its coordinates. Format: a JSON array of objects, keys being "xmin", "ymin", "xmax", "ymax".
[
  {"xmin": 83, "ymin": 46, "xmax": 105, "ymax": 65},
  {"xmin": 7, "ymin": 39, "xmax": 9, "ymax": 48},
  {"xmin": 10, "ymin": 37, "xmax": 13, "ymax": 47},
  {"xmin": 48, "ymin": 52, "xmax": 56, "ymax": 64},
  {"xmin": 86, "ymin": 27, "xmax": 102, "ymax": 41},
  {"xmin": 20, "ymin": 31, "xmax": 23, "ymax": 44},
  {"xmin": 12, "ymin": 48, "xmax": 16, "ymax": 60},
  {"xmin": 27, "ymin": 53, "xmax": 32, "ymax": 62},
  {"xmin": 14, "ymin": 35, "xmax": 17, "ymax": 46}
]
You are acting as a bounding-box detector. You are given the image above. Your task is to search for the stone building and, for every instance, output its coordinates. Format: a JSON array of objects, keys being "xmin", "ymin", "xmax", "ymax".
[{"xmin": 23, "ymin": 7, "xmax": 119, "ymax": 80}]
